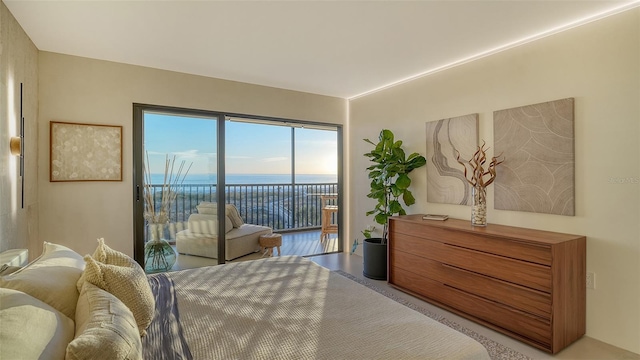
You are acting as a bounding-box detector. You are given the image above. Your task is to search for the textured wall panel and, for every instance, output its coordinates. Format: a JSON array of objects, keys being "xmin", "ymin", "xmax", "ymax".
[
  {"xmin": 494, "ymin": 98, "xmax": 575, "ymax": 215},
  {"xmin": 426, "ymin": 114, "xmax": 478, "ymax": 205}
]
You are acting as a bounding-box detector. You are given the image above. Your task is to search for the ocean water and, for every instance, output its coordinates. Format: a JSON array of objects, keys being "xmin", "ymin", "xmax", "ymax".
[{"xmin": 149, "ymin": 173, "xmax": 337, "ymax": 185}]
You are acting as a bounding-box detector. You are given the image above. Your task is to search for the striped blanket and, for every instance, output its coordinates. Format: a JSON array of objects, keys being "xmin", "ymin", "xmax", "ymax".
[{"xmin": 143, "ymin": 273, "xmax": 192, "ymax": 360}]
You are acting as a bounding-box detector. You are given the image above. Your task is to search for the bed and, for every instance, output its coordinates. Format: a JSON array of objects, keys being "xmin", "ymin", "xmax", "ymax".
[{"xmin": 0, "ymin": 241, "xmax": 491, "ymax": 360}]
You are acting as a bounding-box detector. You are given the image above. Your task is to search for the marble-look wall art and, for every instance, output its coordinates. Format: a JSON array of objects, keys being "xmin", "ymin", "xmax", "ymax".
[
  {"xmin": 425, "ymin": 114, "xmax": 478, "ymax": 205},
  {"xmin": 494, "ymin": 98, "xmax": 575, "ymax": 215}
]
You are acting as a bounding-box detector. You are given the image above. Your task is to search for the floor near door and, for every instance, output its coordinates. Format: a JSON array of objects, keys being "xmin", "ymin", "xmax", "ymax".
[{"xmin": 171, "ymin": 230, "xmax": 338, "ymax": 270}]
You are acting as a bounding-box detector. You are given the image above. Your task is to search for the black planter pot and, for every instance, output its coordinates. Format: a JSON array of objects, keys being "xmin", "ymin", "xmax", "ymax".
[{"xmin": 363, "ymin": 238, "xmax": 387, "ymax": 280}]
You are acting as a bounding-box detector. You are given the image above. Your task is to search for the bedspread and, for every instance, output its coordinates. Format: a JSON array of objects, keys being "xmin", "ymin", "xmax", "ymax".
[{"xmin": 144, "ymin": 256, "xmax": 490, "ymax": 360}]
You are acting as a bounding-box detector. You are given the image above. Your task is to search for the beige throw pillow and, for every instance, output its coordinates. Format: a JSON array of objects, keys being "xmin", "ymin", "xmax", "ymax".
[
  {"xmin": 196, "ymin": 201, "xmax": 216, "ymax": 214},
  {"xmin": 225, "ymin": 204, "xmax": 244, "ymax": 227},
  {"xmin": 67, "ymin": 282, "xmax": 142, "ymax": 360},
  {"xmin": 82, "ymin": 255, "xmax": 155, "ymax": 336},
  {"xmin": 1, "ymin": 288, "xmax": 75, "ymax": 360},
  {"xmin": 188, "ymin": 213, "xmax": 234, "ymax": 234},
  {"xmin": 0, "ymin": 242, "xmax": 84, "ymax": 319},
  {"xmin": 93, "ymin": 237, "xmax": 137, "ymax": 266},
  {"xmin": 196, "ymin": 202, "xmax": 244, "ymax": 227},
  {"xmin": 77, "ymin": 237, "xmax": 138, "ymax": 291}
]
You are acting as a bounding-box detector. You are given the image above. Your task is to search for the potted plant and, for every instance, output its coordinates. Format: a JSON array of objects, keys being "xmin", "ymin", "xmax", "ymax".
[{"xmin": 362, "ymin": 129, "xmax": 426, "ymax": 279}]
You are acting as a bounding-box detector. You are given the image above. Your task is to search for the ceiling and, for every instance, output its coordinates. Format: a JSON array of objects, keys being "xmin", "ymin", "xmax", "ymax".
[{"xmin": 5, "ymin": 1, "xmax": 639, "ymax": 99}]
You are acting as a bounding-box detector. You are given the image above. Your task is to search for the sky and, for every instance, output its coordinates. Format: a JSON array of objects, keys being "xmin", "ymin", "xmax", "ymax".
[{"xmin": 144, "ymin": 113, "xmax": 338, "ymax": 176}]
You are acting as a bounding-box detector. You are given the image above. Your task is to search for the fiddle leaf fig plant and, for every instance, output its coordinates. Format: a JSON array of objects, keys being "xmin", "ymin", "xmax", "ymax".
[{"xmin": 364, "ymin": 129, "xmax": 426, "ymax": 244}]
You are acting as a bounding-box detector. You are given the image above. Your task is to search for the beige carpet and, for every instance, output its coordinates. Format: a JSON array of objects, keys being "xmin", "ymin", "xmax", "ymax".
[{"xmin": 334, "ymin": 270, "xmax": 532, "ymax": 360}]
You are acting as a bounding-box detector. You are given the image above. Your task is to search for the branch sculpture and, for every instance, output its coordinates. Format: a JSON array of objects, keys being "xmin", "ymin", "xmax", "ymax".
[{"xmin": 455, "ymin": 141, "xmax": 504, "ymax": 189}]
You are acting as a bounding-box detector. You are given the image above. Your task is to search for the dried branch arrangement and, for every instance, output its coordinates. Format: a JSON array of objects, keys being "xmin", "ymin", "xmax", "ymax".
[
  {"xmin": 455, "ymin": 141, "xmax": 504, "ymax": 188},
  {"xmin": 143, "ymin": 153, "xmax": 192, "ymax": 224}
]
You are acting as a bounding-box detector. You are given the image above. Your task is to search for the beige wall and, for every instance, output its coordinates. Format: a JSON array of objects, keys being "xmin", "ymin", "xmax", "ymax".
[
  {"xmin": 38, "ymin": 51, "xmax": 347, "ymax": 259},
  {"xmin": 0, "ymin": 2, "xmax": 39, "ymax": 257},
  {"xmin": 349, "ymin": 8, "xmax": 639, "ymax": 353}
]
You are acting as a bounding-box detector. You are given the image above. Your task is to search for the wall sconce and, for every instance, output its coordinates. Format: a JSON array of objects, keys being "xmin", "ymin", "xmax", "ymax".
[
  {"xmin": 10, "ymin": 136, "xmax": 22, "ymax": 156},
  {"xmin": 15, "ymin": 83, "xmax": 25, "ymax": 209}
]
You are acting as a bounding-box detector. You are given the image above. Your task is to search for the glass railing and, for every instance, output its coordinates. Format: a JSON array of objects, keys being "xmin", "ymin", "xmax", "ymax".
[{"xmin": 146, "ymin": 182, "xmax": 338, "ymax": 238}]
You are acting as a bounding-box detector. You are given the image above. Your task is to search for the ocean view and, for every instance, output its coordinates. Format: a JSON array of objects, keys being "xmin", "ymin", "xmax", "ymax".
[{"xmin": 150, "ymin": 173, "xmax": 337, "ymax": 185}]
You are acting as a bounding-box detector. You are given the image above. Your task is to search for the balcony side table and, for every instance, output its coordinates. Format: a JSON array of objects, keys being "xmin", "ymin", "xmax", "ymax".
[{"xmin": 259, "ymin": 233, "xmax": 282, "ymax": 257}]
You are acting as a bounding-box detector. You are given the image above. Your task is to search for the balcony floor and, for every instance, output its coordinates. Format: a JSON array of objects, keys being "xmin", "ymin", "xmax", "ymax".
[{"xmin": 171, "ymin": 229, "xmax": 339, "ymax": 270}]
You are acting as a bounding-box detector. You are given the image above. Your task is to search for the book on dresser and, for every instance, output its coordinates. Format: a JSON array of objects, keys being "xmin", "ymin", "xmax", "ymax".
[
  {"xmin": 422, "ymin": 214, "xmax": 449, "ymax": 221},
  {"xmin": 387, "ymin": 215, "xmax": 586, "ymax": 354}
]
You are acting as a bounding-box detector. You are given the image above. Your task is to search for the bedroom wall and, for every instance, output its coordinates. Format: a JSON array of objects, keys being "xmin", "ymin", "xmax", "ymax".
[
  {"xmin": 0, "ymin": 2, "xmax": 39, "ymax": 258},
  {"xmin": 348, "ymin": 8, "xmax": 639, "ymax": 354},
  {"xmin": 37, "ymin": 51, "xmax": 347, "ymax": 259}
]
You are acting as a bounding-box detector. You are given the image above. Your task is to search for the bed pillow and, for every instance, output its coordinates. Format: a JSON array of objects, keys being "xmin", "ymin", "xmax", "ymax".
[
  {"xmin": 196, "ymin": 202, "xmax": 244, "ymax": 227},
  {"xmin": 0, "ymin": 288, "xmax": 75, "ymax": 360},
  {"xmin": 0, "ymin": 242, "xmax": 84, "ymax": 319},
  {"xmin": 93, "ymin": 237, "xmax": 135, "ymax": 266},
  {"xmin": 77, "ymin": 237, "xmax": 137, "ymax": 291},
  {"xmin": 82, "ymin": 255, "xmax": 155, "ymax": 336},
  {"xmin": 66, "ymin": 281, "xmax": 142, "ymax": 360}
]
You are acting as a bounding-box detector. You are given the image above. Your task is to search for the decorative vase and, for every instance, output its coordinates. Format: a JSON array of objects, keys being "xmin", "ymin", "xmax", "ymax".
[
  {"xmin": 144, "ymin": 223, "xmax": 176, "ymax": 273},
  {"xmin": 471, "ymin": 185, "xmax": 487, "ymax": 226}
]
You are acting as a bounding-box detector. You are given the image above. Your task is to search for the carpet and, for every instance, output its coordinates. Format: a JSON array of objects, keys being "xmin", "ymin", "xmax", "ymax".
[{"xmin": 334, "ymin": 270, "xmax": 533, "ymax": 360}]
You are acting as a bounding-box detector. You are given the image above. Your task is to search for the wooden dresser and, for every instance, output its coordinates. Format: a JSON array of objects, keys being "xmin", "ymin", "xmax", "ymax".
[{"xmin": 388, "ymin": 215, "xmax": 586, "ymax": 354}]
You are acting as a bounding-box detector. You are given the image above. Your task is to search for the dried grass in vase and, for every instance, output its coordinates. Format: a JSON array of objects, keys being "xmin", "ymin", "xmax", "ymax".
[
  {"xmin": 143, "ymin": 153, "xmax": 192, "ymax": 273},
  {"xmin": 455, "ymin": 141, "xmax": 504, "ymax": 226},
  {"xmin": 143, "ymin": 152, "xmax": 192, "ymax": 227}
]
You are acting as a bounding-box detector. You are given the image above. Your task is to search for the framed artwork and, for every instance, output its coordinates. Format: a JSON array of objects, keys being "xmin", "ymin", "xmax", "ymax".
[
  {"xmin": 494, "ymin": 98, "xmax": 575, "ymax": 215},
  {"xmin": 425, "ymin": 114, "xmax": 478, "ymax": 205},
  {"xmin": 50, "ymin": 121, "xmax": 123, "ymax": 182}
]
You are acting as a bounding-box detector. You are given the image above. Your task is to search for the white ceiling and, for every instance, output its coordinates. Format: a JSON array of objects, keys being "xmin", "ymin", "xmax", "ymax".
[{"xmin": 5, "ymin": 0, "xmax": 639, "ymax": 99}]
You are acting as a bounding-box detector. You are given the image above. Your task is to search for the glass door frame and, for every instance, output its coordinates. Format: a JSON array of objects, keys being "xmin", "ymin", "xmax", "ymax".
[
  {"xmin": 133, "ymin": 103, "xmax": 344, "ymax": 267},
  {"xmin": 133, "ymin": 104, "xmax": 227, "ymax": 266}
]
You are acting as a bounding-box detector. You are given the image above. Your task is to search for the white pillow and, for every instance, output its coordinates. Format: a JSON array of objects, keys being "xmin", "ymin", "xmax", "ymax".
[
  {"xmin": 82, "ymin": 255, "xmax": 155, "ymax": 336},
  {"xmin": 196, "ymin": 201, "xmax": 216, "ymax": 214},
  {"xmin": 0, "ymin": 242, "xmax": 84, "ymax": 319},
  {"xmin": 0, "ymin": 288, "xmax": 75, "ymax": 360},
  {"xmin": 225, "ymin": 204, "xmax": 244, "ymax": 227},
  {"xmin": 196, "ymin": 203, "xmax": 245, "ymax": 227},
  {"xmin": 188, "ymin": 213, "xmax": 234, "ymax": 234},
  {"xmin": 67, "ymin": 281, "xmax": 143, "ymax": 360}
]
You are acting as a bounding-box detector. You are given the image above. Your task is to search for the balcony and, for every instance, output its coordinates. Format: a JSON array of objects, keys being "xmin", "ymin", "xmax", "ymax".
[{"xmin": 146, "ymin": 182, "xmax": 339, "ymax": 240}]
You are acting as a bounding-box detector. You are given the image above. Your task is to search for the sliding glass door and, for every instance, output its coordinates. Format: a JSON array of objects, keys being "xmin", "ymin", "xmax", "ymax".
[
  {"xmin": 133, "ymin": 105, "xmax": 226, "ymax": 270},
  {"xmin": 133, "ymin": 105, "xmax": 342, "ymax": 271}
]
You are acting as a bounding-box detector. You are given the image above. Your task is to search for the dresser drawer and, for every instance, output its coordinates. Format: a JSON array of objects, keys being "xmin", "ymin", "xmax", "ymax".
[
  {"xmin": 391, "ymin": 267, "xmax": 552, "ymax": 348},
  {"xmin": 391, "ymin": 250, "xmax": 552, "ymax": 318},
  {"xmin": 391, "ymin": 233, "xmax": 552, "ymax": 293},
  {"xmin": 388, "ymin": 215, "xmax": 586, "ymax": 354},
  {"xmin": 391, "ymin": 219, "xmax": 552, "ymax": 265}
]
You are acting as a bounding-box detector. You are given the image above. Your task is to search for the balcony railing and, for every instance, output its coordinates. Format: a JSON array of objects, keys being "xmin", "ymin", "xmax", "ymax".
[{"xmin": 147, "ymin": 182, "xmax": 338, "ymax": 238}]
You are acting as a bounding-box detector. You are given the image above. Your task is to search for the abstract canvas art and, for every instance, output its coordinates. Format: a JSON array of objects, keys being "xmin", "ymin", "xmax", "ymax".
[
  {"xmin": 425, "ymin": 114, "xmax": 478, "ymax": 205},
  {"xmin": 50, "ymin": 121, "xmax": 123, "ymax": 182},
  {"xmin": 494, "ymin": 98, "xmax": 575, "ymax": 215}
]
